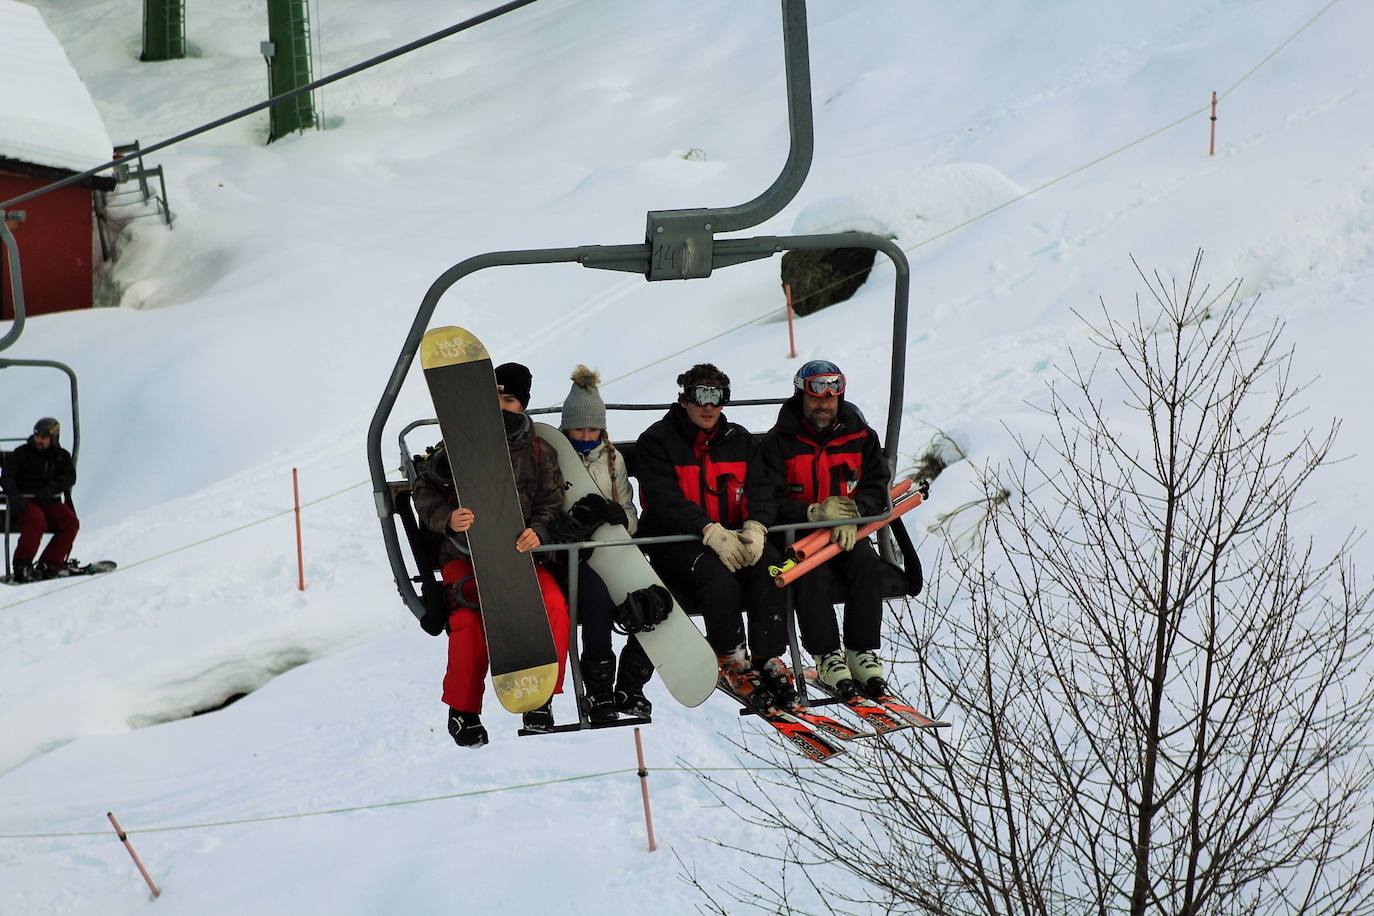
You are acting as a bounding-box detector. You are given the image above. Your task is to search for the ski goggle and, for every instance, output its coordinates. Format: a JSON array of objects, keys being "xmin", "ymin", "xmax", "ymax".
[
  {"xmin": 798, "ymin": 372, "xmax": 845, "ymax": 397},
  {"xmin": 682, "ymin": 384, "xmax": 729, "ymax": 407}
]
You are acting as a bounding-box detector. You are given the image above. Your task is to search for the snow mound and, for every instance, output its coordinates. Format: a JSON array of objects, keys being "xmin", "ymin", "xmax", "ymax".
[{"xmin": 791, "ymin": 163, "xmax": 1024, "ymax": 241}]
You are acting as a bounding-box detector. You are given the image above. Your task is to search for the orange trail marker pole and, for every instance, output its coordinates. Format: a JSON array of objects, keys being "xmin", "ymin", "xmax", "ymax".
[
  {"xmin": 784, "ymin": 283, "xmax": 798, "ymax": 359},
  {"xmin": 1209, "ymin": 91, "xmax": 1218, "ymax": 156},
  {"xmin": 106, "ymin": 811, "xmax": 161, "ymax": 899},
  {"xmin": 293, "ymin": 467, "xmax": 305, "ymax": 591},
  {"xmin": 634, "ymin": 727, "xmax": 657, "ymax": 852}
]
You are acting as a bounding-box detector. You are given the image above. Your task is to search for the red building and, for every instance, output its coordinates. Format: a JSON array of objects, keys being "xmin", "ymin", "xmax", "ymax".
[
  {"xmin": 1, "ymin": 162, "xmax": 114, "ymax": 321},
  {"xmin": 0, "ymin": 1, "xmax": 116, "ymax": 321}
]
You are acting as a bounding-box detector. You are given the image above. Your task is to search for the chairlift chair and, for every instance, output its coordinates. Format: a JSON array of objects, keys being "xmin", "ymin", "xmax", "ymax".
[
  {"xmin": 369, "ymin": 0, "xmax": 920, "ymax": 733},
  {"xmin": 0, "ymin": 209, "xmax": 83, "ymax": 578}
]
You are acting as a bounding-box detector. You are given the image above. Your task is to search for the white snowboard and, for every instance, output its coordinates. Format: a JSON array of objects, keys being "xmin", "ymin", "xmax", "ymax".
[{"xmin": 535, "ymin": 423, "xmax": 717, "ymax": 708}]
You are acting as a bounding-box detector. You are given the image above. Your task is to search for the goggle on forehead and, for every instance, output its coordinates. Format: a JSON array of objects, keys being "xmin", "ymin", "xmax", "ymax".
[
  {"xmin": 800, "ymin": 373, "xmax": 845, "ymax": 397},
  {"xmin": 683, "ymin": 384, "xmax": 729, "ymax": 407}
]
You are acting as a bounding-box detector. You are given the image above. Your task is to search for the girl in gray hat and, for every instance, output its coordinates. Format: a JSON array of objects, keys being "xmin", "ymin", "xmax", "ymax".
[{"xmin": 560, "ymin": 365, "xmax": 656, "ymax": 720}]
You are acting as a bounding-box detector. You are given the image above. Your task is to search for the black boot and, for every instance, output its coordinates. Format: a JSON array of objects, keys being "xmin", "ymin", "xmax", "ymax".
[
  {"xmin": 11, "ymin": 560, "xmax": 37, "ymax": 583},
  {"xmin": 614, "ymin": 641, "xmax": 655, "ymax": 718},
  {"xmin": 522, "ymin": 701, "xmax": 555, "ymax": 733},
  {"xmin": 614, "ymin": 684, "xmax": 652, "ymax": 719},
  {"xmin": 580, "ymin": 654, "xmax": 619, "ymax": 724},
  {"xmin": 447, "ymin": 708, "xmax": 488, "ymax": 748}
]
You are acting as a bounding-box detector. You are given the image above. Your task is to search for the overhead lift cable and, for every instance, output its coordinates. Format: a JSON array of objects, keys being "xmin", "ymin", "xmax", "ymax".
[{"xmin": 0, "ymin": 0, "xmax": 542, "ymax": 211}]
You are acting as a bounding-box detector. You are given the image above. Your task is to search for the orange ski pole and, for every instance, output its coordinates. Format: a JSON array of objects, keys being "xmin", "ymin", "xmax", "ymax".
[
  {"xmin": 789, "ymin": 478, "xmax": 914, "ymax": 562},
  {"xmin": 775, "ymin": 490, "xmax": 924, "ymax": 588}
]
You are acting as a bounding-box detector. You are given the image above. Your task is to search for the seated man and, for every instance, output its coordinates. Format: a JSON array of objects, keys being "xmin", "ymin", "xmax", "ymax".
[
  {"xmin": 634, "ymin": 363, "xmax": 794, "ymax": 710},
  {"xmin": 2, "ymin": 417, "xmax": 80, "ymax": 582},
  {"xmin": 762, "ymin": 361, "xmax": 894, "ymax": 698}
]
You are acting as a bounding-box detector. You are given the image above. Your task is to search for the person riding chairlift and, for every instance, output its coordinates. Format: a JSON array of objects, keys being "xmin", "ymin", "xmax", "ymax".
[{"xmin": 2, "ymin": 417, "xmax": 81, "ymax": 583}]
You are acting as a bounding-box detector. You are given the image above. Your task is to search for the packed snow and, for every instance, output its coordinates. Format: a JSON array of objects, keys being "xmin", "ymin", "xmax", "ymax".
[{"xmin": 2, "ymin": 0, "xmax": 1372, "ymax": 912}]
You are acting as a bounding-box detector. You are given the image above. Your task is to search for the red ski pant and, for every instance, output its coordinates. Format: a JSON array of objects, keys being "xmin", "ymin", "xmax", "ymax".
[
  {"xmin": 11, "ymin": 501, "xmax": 79, "ymax": 569},
  {"xmin": 440, "ymin": 557, "xmax": 569, "ymax": 713}
]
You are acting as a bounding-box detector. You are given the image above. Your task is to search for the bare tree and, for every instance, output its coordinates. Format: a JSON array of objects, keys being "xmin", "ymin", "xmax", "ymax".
[{"xmin": 694, "ymin": 255, "xmax": 1374, "ymax": 914}]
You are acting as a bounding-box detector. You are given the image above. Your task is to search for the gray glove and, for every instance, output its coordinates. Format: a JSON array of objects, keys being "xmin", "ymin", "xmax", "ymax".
[
  {"xmin": 807, "ymin": 496, "xmax": 859, "ymax": 522},
  {"xmin": 703, "ymin": 522, "xmax": 745, "ymax": 573},
  {"xmin": 737, "ymin": 520, "xmax": 768, "ymax": 567},
  {"xmin": 830, "ymin": 523, "xmax": 858, "ymax": 551}
]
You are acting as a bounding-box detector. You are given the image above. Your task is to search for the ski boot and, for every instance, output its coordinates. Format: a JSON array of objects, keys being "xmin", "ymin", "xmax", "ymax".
[
  {"xmin": 580, "ymin": 654, "xmax": 619, "ymax": 724},
  {"xmin": 846, "ymin": 649, "xmax": 889, "ymax": 698},
  {"xmin": 814, "ymin": 650, "xmax": 860, "ymax": 700},
  {"xmin": 756, "ymin": 657, "xmax": 799, "ymax": 710},
  {"xmin": 447, "ymin": 708, "xmax": 489, "ymax": 748},
  {"xmin": 522, "ymin": 701, "xmax": 556, "ymax": 733},
  {"xmin": 717, "ymin": 647, "xmax": 775, "ymax": 712}
]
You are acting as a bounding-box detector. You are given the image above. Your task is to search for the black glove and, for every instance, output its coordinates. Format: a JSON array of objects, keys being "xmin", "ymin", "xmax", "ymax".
[
  {"xmin": 569, "ymin": 492, "xmax": 609, "ymax": 529},
  {"xmin": 419, "ymin": 583, "xmax": 451, "ymax": 636},
  {"xmin": 419, "ymin": 605, "xmax": 448, "ymax": 637},
  {"xmin": 601, "ymin": 500, "xmax": 628, "ymax": 528},
  {"xmin": 550, "ymin": 508, "xmax": 598, "ymax": 547}
]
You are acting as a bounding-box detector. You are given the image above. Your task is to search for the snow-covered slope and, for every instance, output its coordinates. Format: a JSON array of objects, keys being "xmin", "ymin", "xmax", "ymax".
[{"xmin": 3, "ymin": 1, "xmax": 1372, "ymax": 912}]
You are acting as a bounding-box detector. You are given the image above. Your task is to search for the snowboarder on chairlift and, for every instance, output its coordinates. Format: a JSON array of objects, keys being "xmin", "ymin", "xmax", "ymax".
[
  {"xmin": 633, "ymin": 363, "xmax": 795, "ymax": 711},
  {"xmin": 413, "ymin": 363, "xmax": 571, "ymax": 747},
  {"xmin": 762, "ymin": 360, "xmax": 894, "ymax": 698},
  {"xmin": 2, "ymin": 417, "xmax": 81, "ymax": 583},
  {"xmin": 556, "ymin": 365, "xmax": 656, "ymax": 721}
]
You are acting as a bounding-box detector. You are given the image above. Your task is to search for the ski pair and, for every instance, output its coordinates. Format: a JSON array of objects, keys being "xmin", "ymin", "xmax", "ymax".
[
  {"xmin": 716, "ymin": 681, "xmax": 848, "ymax": 763},
  {"xmin": 803, "ymin": 667, "xmax": 950, "ymax": 731}
]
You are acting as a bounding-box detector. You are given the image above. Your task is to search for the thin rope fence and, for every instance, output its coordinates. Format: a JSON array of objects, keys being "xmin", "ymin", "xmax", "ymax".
[
  {"xmin": 602, "ymin": 0, "xmax": 1346, "ymax": 389},
  {"xmin": 0, "ymin": 764, "xmax": 822, "ymax": 840},
  {"xmin": 0, "ymin": 477, "xmax": 370, "ymax": 612}
]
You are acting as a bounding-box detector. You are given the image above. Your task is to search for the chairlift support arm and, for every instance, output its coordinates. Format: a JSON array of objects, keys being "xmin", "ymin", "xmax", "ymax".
[
  {"xmin": 370, "ymin": 0, "xmax": 914, "ymax": 626},
  {"xmin": 0, "ymin": 212, "xmax": 25, "ymax": 352}
]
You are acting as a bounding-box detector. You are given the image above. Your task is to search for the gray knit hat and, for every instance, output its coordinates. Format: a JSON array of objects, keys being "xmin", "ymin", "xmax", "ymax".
[{"xmin": 560, "ymin": 365, "xmax": 607, "ymax": 431}]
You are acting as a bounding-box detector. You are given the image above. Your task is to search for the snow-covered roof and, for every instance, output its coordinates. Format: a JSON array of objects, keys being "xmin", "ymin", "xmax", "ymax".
[{"xmin": 0, "ymin": 0, "xmax": 112, "ymax": 175}]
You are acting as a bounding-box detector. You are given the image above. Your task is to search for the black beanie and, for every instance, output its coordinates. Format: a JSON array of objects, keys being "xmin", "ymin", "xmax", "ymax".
[
  {"xmin": 494, "ymin": 362, "xmax": 533, "ymax": 408},
  {"xmin": 33, "ymin": 417, "xmax": 61, "ymax": 441}
]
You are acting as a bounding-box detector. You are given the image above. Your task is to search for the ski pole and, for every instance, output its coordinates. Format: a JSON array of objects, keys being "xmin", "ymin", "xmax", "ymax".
[
  {"xmin": 774, "ymin": 490, "xmax": 925, "ymax": 588},
  {"xmin": 633, "ymin": 727, "xmax": 657, "ymax": 852},
  {"xmin": 786, "ymin": 478, "xmax": 915, "ymax": 563},
  {"xmin": 106, "ymin": 811, "xmax": 161, "ymax": 899}
]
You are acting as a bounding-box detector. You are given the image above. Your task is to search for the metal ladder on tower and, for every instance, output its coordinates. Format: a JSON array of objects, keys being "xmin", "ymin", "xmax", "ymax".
[{"xmin": 284, "ymin": 0, "xmax": 317, "ymax": 131}]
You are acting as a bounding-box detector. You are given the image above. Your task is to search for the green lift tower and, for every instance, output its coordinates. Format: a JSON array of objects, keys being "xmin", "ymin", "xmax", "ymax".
[
  {"xmin": 263, "ymin": 0, "xmax": 317, "ymax": 142},
  {"xmin": 141, "ymin": 0, "xmax": 186, "ymax": 62}
]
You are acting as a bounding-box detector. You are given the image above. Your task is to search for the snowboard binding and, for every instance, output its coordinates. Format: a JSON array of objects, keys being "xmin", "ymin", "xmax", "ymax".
[{"xmin": 611, "ymin": 584, "xmax": 673, "ymax": 635}]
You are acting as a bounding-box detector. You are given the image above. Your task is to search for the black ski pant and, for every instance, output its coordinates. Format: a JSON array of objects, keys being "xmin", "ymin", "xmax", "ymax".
[
  {"xmin": 565, "ymin": 556, "xmax": 652, "ymax": 688},
  {"xmin": 647, "ymin": 539, "xmax": 788, "ymax": 661},
  {"xmin": 793, "ymin": 537, "xmax": 885, "ymax": 655}
]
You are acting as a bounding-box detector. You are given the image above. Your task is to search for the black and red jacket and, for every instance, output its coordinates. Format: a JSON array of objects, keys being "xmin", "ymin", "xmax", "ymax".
[
  {"xmin": 635, "ymin": 405, "xmax": 776, "ymax": 537},
  {"xmin": 762, "ymin": 395, "xmax": 891, "ymax": 525}
]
